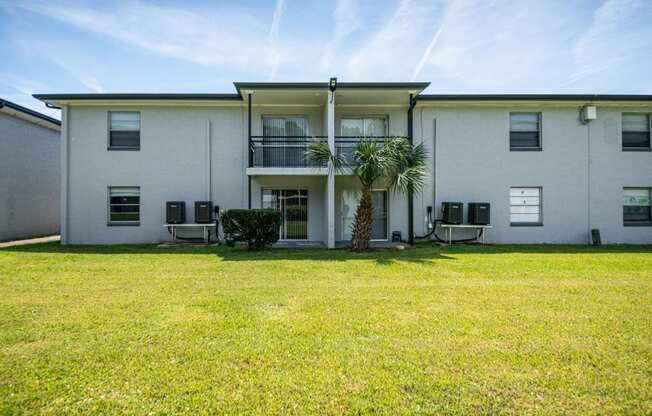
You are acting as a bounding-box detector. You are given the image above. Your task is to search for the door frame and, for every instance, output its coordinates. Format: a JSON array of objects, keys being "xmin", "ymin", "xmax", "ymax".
[
  {"xmin": 261, "ymin": 188, "xmax": 309, "ymax": 241},
  {"xmin": 340, "ymin": 188, "xmax": 389, "ymax": 242}
]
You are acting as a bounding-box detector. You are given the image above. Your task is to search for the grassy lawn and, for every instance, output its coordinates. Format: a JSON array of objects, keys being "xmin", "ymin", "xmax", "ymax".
[{"xmin": 1, "ymin": 243, "xmax": 651, "ymax": 415}]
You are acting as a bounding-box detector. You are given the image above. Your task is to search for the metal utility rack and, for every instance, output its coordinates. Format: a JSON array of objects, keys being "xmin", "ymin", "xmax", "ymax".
[
  {"xmin": 163, "ymin": 223, "xmax": 217, "ymax": 243},
  {"xmin": 438, "ymin": 224, "xmax": 493, "ymax": 245}
]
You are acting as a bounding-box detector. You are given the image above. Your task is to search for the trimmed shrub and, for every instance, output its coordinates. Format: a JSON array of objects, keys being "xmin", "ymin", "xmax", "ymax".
[{"xmin": 221, "ymin": 209, "xmax": 282, "ymax": 250}]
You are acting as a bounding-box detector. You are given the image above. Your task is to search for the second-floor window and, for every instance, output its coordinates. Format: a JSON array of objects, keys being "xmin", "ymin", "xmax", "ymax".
[
  {"xmin": 341, "ymin": 117, "xmax": 387, "ymax": 137},
  {"xmin": 510, "ymin": 112, "xmax": 541, "ymax": 150},
  {"xmin": 622, "ymin": 113, "xmax": 651, "ymax": 150},
  {"xmin": 109, "ymin": 112, "xmax": 140, "ymax": 150},
  {"xmin": 262, "ymin": 116, "xmax": 308, "ymax": 137}
]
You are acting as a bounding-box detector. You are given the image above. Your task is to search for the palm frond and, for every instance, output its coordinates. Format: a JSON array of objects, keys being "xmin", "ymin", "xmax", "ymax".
[{"xmin": 305, "ymin": 139, "xmax": 345, "ymax": 173}]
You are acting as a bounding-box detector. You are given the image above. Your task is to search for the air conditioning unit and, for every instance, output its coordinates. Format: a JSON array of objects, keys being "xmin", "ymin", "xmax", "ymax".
[
  {"xmin": 166, "ymin": 201, "xmax": 186, "ymax": 224},
  {"xmin": 194, "ymin": 201, "xmax": 213, "ymax": 224},
  {"xmin": 441, "ymin": 202, "xmax": 463, "ymax": 224},
  {"xmin": 581, "ymin": 105, "xmax": 597, "ymax": 124},
  {"xmin": 468, "ymin": 202, "xmax": 491, "ymax": 225}
]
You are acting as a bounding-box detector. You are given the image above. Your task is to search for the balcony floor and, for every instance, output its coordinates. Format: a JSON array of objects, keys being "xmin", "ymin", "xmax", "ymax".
[{"xmin": 246, "ymin": 167, "xmax": 328, "ymax": 176}]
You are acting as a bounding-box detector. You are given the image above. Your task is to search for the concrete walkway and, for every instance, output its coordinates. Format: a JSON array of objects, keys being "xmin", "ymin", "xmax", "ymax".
[{"xmin": 0, "ymin": 235, "xmax": 60, "ymax": 248}]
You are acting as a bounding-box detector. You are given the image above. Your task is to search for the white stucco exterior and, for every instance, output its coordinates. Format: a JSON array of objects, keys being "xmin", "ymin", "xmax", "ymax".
[{"xmin": 36, "ymin": 85, "xmax": 652, "ymax": 245}]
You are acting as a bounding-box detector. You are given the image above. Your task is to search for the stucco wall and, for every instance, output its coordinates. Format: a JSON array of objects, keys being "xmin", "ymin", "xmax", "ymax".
[
  {"xmin": 0, "ymin": 112, "xmax": 60, "ymax": 241},
  {"xmin": 65, "ymin": 105, "xmax": 246, "ymax": 244},
  {"xmin": 414, "ymin": 105, "xmax": 652, "ymax": 244},
  {"xmin": 62, "ymin": 102, "xmax": 651, "ymax": 245}
]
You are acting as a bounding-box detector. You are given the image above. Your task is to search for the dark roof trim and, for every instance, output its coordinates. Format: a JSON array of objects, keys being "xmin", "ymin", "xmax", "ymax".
[
  {"xmin": 234, "ymin": 82, "xmax": 430, "ymax": 94},
  {"xmin": 33, "ymin": 93, "xmax": 242, "ymax": 101},
  {"xmin": 417, "ymin": 94, "xmax": 652, "ymax": 102},
  {"xmin": 0, "ymin": 98, "xmax": 61, "ymax": 125}
]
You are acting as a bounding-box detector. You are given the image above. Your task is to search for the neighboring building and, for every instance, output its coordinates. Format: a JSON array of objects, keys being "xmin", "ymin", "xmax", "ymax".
[
  {"xmin": 0, "ymin": 98, "xmax": 61, "ymax": 242},
  {"xmin": 34, "ymin": 82, "xmax": 652, "ymax": 246}
]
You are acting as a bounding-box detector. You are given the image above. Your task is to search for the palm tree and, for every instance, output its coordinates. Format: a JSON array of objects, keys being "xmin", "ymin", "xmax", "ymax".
[{"xmin": 306, "ymin": 137, "xmax": 427, "ymax": 251}]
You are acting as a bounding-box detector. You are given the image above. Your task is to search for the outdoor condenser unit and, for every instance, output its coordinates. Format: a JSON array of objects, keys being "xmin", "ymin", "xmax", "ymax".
[
  {"xmin": 441, "ymin": 202, "xmax": 463, "ymax": 224},
  {"xmin": 194, "ymin": 201, "xmax": 213, "ymax": 224},
  {"xmin": 166, "ymin": 201, "xmax": 186, "ymax": 224},
  {"xmin": 468, "ymin": 202, "xmax": 491, "ymax": 225}
]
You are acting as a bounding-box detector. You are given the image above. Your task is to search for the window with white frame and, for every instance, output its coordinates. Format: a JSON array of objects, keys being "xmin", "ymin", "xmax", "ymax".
[
  {"xmin": 341, "ymin": 117, "xmax": 387, "ymax": 137},
  {"xmin": 623, "ymin": 188, "xmax": 651, "ymax": 225},
  {"xmin": 622, "ymin": 113, "xmax": 651, "ymax": 149},
  {"xmin": 510, "ymin": 112, "xmax": 541, "ymax": 150},
  {"xmin": 108, "ymin": 187, "xmax": 140, "ymax": 225},
  {"xmin": 109, "ymin": 112, "xmax": 140, "ymax": 149},
  {"xmin": 510, "ymin": 187, "xmax": 542, "ymax": 225}
]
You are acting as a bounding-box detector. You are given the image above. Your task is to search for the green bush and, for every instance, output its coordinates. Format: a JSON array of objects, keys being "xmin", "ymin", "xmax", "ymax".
[{"xmin": 221, "ymin": 209, "xmax": 282, "ymax": 250}]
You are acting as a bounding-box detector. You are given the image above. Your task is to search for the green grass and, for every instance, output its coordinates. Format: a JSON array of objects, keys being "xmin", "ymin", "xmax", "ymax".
[{"xmin": 1, "ymin": 243, "xmax": 651, "ymax": 415}]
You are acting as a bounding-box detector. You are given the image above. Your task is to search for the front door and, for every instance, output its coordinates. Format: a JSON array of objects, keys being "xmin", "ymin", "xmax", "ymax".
[{"xmin": 262, "ymin": 189, "xmax": 308, "ymax": 240}]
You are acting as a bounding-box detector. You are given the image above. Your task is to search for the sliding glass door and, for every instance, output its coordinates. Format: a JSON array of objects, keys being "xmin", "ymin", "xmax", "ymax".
[
  {"xmin": 341, "ymin": 190, "xmax": 388, "ymax": 241},
  {"xmin": 262, "ymin": 189, "xmax": 308, "ymax": 240},
  {"xmin": 262, "ymin": 117, "xmax": 309, "ymax": 167}
]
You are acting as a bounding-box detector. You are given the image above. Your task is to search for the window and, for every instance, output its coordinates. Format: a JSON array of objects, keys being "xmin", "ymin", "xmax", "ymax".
[
  {"xmin": 510, "ymin": 187, "xmax": 542, "ymax": 226},
  {"xmin": 108, "ymin": 187, "xmax": 140, "ymax": 225},
  {"xmin": 262, "ymin": 116, "xmax": 308, "ymax": 137},
  {"xmin": 109, "ymin": 112, "xmax": 140, "ymax": 150},
  {"xmin": 341, "ymin": 117, "xmax": 387, "ymax": 137},
  {"xmin": 622, "ymin": 113, "xmax": 651, "ymax": 150},
  {"xmin": 623, "ymin": 188, "xmax": 651, "ymax": 225},
  {"xmin": 510, "ymin": 112, "xmax": 541, "ymax": 150},
  {"xmin": 260, "ymin": 117, "xmax": 309, "ymax": 167}
]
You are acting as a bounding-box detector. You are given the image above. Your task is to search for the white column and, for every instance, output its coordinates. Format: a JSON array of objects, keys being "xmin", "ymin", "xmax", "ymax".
[{"xmin": 327, "ymin": 91, "xmax": 336, "ymax": 248}]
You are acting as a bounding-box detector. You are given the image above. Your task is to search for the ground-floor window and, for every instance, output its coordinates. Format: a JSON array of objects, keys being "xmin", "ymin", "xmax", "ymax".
[
  {"xmin": 510, "ymin": 187, "xmax": 542, "ymax": 226},
  {"xmin": 623, "ymin": 187, "xmax": 651, "ymax": 225},
  {"xmin": 262, "ymin": 189, "xmax": 308, "ymax": 240},
  {"xmin": 341, "ymin": 189, "xmax": 388, "ymax": 240},
  {"xmin": 108, "ymin": 186, "xmax": 140, "ymax": 225}
]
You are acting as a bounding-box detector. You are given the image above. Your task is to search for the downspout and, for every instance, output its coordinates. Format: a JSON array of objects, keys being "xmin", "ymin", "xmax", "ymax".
[
  {"xmin": 206, "ymin": 119, "xmax": 211, "ymax": 201},
  {"xmin": 60, "ymin": 105, "xmax": 69, "ymax": 244},
  {"xmin": 407, "ymin": 94, "xmax": 416, "ymax": 245},
  {"xmin": 247, "ymin": 93, "xmax": 252, "ymax": 209}
]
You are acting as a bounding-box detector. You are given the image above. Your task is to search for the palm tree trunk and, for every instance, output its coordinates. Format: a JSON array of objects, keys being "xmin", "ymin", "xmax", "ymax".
[{"xmin": 351, "ymin": 186, "xmax": 373, "ymax": 251}]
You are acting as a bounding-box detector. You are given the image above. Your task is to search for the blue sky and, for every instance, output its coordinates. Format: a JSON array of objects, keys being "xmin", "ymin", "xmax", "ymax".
[{"xmin": 1, "ymin": 0, "xmax": 651, "ymax": 119}]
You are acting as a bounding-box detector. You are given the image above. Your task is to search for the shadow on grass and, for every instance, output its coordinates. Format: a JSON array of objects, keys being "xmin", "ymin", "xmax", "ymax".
[{"xmin": 1, "ymin": 241, "xmax": 650, "ymax": 264}]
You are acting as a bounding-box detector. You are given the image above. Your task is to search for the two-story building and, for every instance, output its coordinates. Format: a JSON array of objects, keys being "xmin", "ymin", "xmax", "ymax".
[{"xmin": 34, "ymin": 81, "xmax": 652, "ymax": 246}]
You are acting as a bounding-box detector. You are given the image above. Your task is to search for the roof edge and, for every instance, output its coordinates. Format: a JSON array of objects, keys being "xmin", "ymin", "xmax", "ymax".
[
  {"xmin": 417, "ymin": 94, "xmax": 652, "ymax": 102},
  {"xmin": 33, "ymin": 93, "xmax": 243, "ymax": 102},
  {"xmin": 0, "ymin": 98, "xmax": 61, "ymax": 126}
]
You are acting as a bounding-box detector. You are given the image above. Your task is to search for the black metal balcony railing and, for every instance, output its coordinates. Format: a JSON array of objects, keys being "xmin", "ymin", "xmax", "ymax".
[
  {"xmin": 249, "ymin": 136, "xmax": 406, "ymax": 168},
  {"xmin": 249, "ymin": 136, "xmax": 326, "ymax": 168}
]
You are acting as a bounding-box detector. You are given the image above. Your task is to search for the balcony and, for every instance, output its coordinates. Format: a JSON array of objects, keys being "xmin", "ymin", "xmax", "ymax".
[
  {"xmin": 247, "ymin": 136, "xmax": 404, "ymax": 174},
  {"xmin": 249, "ymin": 136, "xmax": 326, "ymax": 168}
]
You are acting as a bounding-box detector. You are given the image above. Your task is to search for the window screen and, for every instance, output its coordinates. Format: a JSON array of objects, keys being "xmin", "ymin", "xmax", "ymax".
[
  {"xmin": 623, "ymin": 188, "xmax": 651, "ymax": 224},
  {"xmin": 108, "ymin": 186, "xmax": 140, "ymax": 224},
  {"xmin": 510, "ymin": 113, "xmax": 541, "ymax": 149},
  {"xmin": 510, "ymin": 187, "xmax": 542, "ymax": 225},
  {"xmin": 109, "ymin": 112, "xmax": 140, "ymax": 149},
  {"xmin": 622, "ymin": 114, "xmax": 651, "ymax": 149}
]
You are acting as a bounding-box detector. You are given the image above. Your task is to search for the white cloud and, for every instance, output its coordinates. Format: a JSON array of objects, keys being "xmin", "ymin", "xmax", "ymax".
[
  {"xmin": 568, "ymin": 0, "xmax": 652, "ymax": 88},
  {"xmin": 342, "ymin": 0, "xmax": 442, "ymax": 80},
  {"xmin": 12, "ymin": 0, "xmax": 270, "ymax": 70},
  {"xmin": 425, "ymin": 0, "xmax": 582, "ymax": 91},
  {"xmin": 411, "ymin": 27, "xmax": 442, "ymax": 81},
  {"xmin": 268, "ymin": 0, "xmax": 286, "ymax": 80},
  {"xmin": 322, "ymin": 0, "xmax": 361, "ymax": 69}
]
